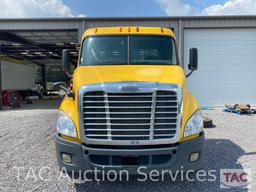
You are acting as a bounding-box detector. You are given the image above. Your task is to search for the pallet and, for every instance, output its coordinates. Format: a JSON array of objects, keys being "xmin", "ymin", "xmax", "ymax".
[{"xmin": 223, "ymin": 108, "xmax": 256, "ymax": 115}]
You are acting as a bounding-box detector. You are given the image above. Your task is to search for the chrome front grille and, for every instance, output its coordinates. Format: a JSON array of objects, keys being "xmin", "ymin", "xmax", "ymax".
[{"xmin": 80, "ymin": 82, "xmax": 181, "ymax": 145}]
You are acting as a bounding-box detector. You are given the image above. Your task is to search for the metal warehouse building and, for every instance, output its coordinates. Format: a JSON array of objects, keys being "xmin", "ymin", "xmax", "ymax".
[{"xmin": 0, "ymin": 16, "xmax": 256, "ymax": 107}]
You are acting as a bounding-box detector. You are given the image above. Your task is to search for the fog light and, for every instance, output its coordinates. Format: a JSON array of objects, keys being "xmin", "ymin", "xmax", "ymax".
[
  {"xmin": 62, "ymin": 153, "xmax": 72, "ymax": 163},
  {"xmin": 190, "ymin": 152, "xmax": 199, "ymax": 162}
]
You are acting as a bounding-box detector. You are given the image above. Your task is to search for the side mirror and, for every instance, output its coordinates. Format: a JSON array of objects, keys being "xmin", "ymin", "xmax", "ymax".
[
  {"xmin": 62, "ymin": 49, "xmax": 71, "ymax": 71},
  {"xmin": 188, "ymin": 48, "xmax": 198, "ymax": 71},
  {"xmin": 62, "ymin": 49, "xmax": 73, "ymax": 78},
  {"xmin": 186, "ymin": 48, "xmax": 198, "ymax": 78}
]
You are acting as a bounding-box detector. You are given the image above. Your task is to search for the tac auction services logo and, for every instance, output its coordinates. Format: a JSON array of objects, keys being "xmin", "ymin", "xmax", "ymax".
[{"xmin": 220, "ymin": 169, "xmax": 251, "ymax": 189}]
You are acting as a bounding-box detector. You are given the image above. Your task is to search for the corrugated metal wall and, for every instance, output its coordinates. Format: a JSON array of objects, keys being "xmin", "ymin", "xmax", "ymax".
[{"xmin": 0, "ymin": 20, "xmax": 81, "ymax": 30}]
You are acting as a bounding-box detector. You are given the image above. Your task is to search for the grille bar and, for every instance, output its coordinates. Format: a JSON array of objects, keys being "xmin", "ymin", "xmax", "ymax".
[
  {"xmin": 84, "ymin": 95, "xmax": 153, "ymax": 98},
  {"xmin": 85, "ymin": 129, "xmax": 175, "ymax": 131},
  {"xmin": 86, "ymin": 134, "xmax": 176, "ymax": 137},
  {"xmin": 84, "ymin": 106, "xmax": 177, "ymax": 109},
  {"xmin": 84, "ymin": 117, "xmax": 152, "ymax": 120},
  {"xmin": 84, "ymin": 111, "xmax": 177, "ymax": 114},
  {"xmin": 85, "ymin": 123, "xmax": 151, "ymax": 126},
  {"xmin": 104, "ymin": 91, "xmax": 111, "ymax": 140},
  {"xmin": 86, "ymin": 134, "xmax": 152, "ymax": 137},
  {"xmin": 84, "ymin": 117, "xmax": 177, "ymax": 119},
  {"xmin": 149, "ymin": 91, "xmax": 157, "ymax": 140},
  {"xmin": 84, "ymin": 106, "xmax": 152, "ymax": 109}
]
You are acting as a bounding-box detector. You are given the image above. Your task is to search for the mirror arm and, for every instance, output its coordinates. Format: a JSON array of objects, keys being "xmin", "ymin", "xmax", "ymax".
[
  {"xmin": 58, "ymin": 85, "xmax": 69, "ymax": 93},
  {"xmin": 67, "ymin": 90, "xmax": 75, "ymax": 99},
  {"xmin": 65, "ymin": 71, "xmax": 72, "ymax": 78},
  {"xmin": 186, "ymin": 70, "xmax": 194, "ymax": 78},
  {"xmin": 59, "ymin": 85, "xmax": 75, "ymax": 99}
]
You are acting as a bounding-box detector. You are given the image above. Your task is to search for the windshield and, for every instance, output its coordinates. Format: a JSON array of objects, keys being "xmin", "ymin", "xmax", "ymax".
[{"xmin": 80, "ymin": 35, "xmax": 178, "ymax": 66}]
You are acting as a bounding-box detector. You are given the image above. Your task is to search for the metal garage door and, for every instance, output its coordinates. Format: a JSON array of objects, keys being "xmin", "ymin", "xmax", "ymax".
[{"xmin": 184, "ymin": 29, "xmax": 256, "ymax": 107}]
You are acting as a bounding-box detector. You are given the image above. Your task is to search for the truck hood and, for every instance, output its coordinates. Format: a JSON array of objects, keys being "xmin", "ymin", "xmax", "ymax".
[{"xmin": 73, "ymin": 65, "xmax": 186, "ymax": 90}]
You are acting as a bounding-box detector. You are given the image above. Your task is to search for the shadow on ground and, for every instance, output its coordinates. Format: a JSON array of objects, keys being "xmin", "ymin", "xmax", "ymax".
[{"xmin": 74, "ymin": 139, "xmax": 247, "ymax": 192}]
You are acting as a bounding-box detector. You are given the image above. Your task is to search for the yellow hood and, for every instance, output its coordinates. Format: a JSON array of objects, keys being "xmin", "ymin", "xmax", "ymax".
[{"xmin": 73, "ymin": 65, "xmax": 186, "ymax": 90}]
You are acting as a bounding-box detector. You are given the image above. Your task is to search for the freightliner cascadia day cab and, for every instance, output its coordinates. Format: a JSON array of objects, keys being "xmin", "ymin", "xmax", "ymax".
[{"xmin": 54, "ymin": 27, "xmax": 205, "ymax": 175}]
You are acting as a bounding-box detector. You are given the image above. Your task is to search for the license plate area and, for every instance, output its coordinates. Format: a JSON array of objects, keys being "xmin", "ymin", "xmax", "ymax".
[{"xmin": 121, "ymin": 156, "xmax": 139, "ymax": 165}]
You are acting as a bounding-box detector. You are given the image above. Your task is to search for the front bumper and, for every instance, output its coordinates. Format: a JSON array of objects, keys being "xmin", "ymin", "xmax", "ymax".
[{"xmin": 55, "ymin": 133, "xmax": 205, "ymax": 174}]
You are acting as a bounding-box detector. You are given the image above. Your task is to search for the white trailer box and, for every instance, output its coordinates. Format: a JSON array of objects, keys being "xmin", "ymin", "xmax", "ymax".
[{"xmin": 1, "ymin": 59, "xmax": 35, "ymax": 91}]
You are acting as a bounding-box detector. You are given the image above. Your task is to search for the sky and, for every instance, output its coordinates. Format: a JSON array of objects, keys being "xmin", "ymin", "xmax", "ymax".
[{"xmin": 0, "ymin": 0, "xmax": 256, "ymax": 18}]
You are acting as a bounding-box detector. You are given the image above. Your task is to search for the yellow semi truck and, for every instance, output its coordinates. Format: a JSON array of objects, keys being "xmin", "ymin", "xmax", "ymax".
[{"xmin": 54, "ymin": 27, "xmax": 204, "ymax": 174}]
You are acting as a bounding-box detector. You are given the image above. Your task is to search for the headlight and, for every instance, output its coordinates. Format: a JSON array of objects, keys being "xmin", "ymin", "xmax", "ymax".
[
  {"xmin": 57, "ymin": 111, "xmax": 77, "ymax": 138},
  {"xmin": 184, "ymin": 110, "xmax": 203, "ymax": 137}
]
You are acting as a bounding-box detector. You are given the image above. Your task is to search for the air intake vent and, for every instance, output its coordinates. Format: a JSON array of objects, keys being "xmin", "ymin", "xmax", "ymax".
[{"xmin": 81, "ymin": 88, "xmax": 178, "ymax": 142}]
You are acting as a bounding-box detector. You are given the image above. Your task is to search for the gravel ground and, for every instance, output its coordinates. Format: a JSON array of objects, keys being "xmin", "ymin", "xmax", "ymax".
[{"xmin": 0, "ymin": 100, "xmax": 255, "ymax": 191}]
